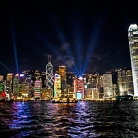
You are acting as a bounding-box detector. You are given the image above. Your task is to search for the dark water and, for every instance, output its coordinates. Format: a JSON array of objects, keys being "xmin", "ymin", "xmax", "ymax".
[{"xmin": 0, "ymin": 101, "xmax": 138, "ymax": 138}]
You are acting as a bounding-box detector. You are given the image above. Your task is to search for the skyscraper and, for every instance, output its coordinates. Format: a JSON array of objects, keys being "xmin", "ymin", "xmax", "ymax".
[
  {"xmin": 34, "ymin": 80, "xmax": 42, "ymax": 98},
  {"xmin": 54, "ymin": 73, "xmax": 61, "ymax": 98},
  {"xmin": 5, "ymin": 73, "xmax": 13, "ymax": 99},
  {"xmin": 128, "ymin": 24, "xmax": 138, "ymax": 97},
  {"xmin": 103, "ymin": 72, "xmax": 113, "ymax": 98},
  {"xmin": 46, "ymin": 55, "xmax": 53, "ymax": 90},
  {"xmin": 58, "ymin": 65, "xmax": 67, "ymax": 98},
  {"xmin": 13, "ymin": 74, "xmax": 19, "ymax": 97},
  {"xmin": 74, "ymin": 77, "xmax": 84, "ymax": 99}
]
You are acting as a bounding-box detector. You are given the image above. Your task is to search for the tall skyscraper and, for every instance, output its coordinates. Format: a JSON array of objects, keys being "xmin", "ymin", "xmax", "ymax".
[
  {"xmin": 13, "ymin": 74, "xmax": 19, "ymax": 97},
  {"xmin": 54, "ymin": 73, "xmax": 61, "ymax": 98},
  {"xmin": 59, "ymin": 65, "xmax": 67, "ymax": 98},
  {"xmin": 74, "ymin": 76, "xmax": 84, "ymax": 99},
  {"xmin": 103, "ymin": 72, "xmax": 113, "ymax": 98},
  {"xmin": 128, "ymin": 24, "xmax": 138, "ymax": 97},
  {"xmin": 46, "ymin": 55, "xmax": 53, "ymax": 90},
  {"xmin": 5, "ymin": 73, "xmax": 13, "ymax": 99},
  {"xmin": 117, "ymin": 68, "xmax": 133, "ymax": 96},
  {"xmin": 34, "ymin": 80, "xmax": 42, "ymax": 98}
]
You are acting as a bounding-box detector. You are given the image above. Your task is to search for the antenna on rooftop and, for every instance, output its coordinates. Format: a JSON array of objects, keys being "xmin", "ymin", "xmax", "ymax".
[{"xmin": 48, "ymin": 55, "xmax": 52, "ymax": 63}]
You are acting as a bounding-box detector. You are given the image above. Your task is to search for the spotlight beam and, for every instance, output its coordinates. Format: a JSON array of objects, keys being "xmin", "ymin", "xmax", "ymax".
[
  {"xmin": 60, "ymin": 43, "xmax": 79, "ymax": 75},
  {"xmin": 72, "ymin": 11, "xmax": 83, "ymax": 76},
  {"xmin": 0, "ymin": 62, "xmax": 13, "ymax": 73},
  {"xmin": 82, "ymin": 14, "xmax": 104, "ymax": 74},
  {"xmin": 48, "ymin": 12, "xmax": 66, "ymax": 44},
  {"xmin": 9, "ymin": 4, "xmax": 18, "ymax": 73}
]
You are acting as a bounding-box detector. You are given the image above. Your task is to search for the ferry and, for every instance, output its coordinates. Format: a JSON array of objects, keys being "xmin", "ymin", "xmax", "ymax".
[
  {"xmin": 116, "ymin": 95, "xmax": 133, "ymax": 101},
  {"xmin": 52, "ymin": 98, "xmax": 78, "ymax": 103}
]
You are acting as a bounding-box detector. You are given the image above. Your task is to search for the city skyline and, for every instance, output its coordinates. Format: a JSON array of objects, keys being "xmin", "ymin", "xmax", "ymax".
[{"xmin": 1, "ymin": 1, "xmax": 137, "ymax": 76}]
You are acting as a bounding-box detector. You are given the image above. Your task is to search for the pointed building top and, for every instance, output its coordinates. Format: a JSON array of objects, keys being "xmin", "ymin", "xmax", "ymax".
[{"xmin": 48, "ymin": 55, "xmax": 52, "ymax": 63}]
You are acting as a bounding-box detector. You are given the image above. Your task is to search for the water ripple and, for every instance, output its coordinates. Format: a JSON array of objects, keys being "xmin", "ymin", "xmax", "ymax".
[{"xmin": 0, "ymin": 101, "xmax": 138, "ymax": 137}]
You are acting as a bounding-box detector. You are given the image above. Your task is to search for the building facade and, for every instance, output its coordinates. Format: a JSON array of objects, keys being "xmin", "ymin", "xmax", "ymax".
[
  {"xmin": 22, "ymin": 82, "xmax": 29, "ymax": 97},
  {"xmin": 13, "ymin": 74, "xmax": 19, "ymax": 97},
  {"xmin": 46, "ymin": 57, "xmax": 53, "ymax": 90},
  {"xmin": 54, "ymin": 73, "xmax": 61, "ymax": 98},
  {"xmin": 34, "ymin": 80, "xmax": 42, "ymax": 98},
  {"xmin": 103, "ymin": 73, "xmax": 113, "ymax": 98},
  {"xmin": 74, "ymin": 77, "xmax": 84, "ymax": 99},
  {"xmin": 58, "ymin": 66, "xmax": 67, "ymax": 98},
  {"xmin": 128, "ymin": 24, "xmax": 138, "ymax": 97}
]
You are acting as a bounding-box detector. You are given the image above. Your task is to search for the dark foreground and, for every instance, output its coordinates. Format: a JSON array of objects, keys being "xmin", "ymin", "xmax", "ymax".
[{"xmin": 0, "ymin": 100, "xmax": 138, "ymax": 138}]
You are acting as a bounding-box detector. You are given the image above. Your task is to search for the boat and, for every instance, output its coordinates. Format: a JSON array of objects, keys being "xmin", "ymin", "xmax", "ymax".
[
  {"xmin": 116, "ymin": 95, "xmax": 133, "ymax": 101},
  {"xmin": 52, "ymin": 98, "xmax": 78, "ymax": 103}
]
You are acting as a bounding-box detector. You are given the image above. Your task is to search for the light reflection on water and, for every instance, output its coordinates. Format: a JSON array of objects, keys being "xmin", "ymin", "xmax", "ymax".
[{"xmin": 0, "ymin": 101, "xmax": 138, "ymax": 137}]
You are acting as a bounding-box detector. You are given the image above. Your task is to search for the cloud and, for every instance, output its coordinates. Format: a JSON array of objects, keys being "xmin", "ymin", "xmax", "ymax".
[
  {"xmin": 65, "ymin": 59, "xmax": 75, "ymax": 68},
  {"xmin": 56, "ymin": 56, "xmax": 63, "ymax": 61},
  {"xmin": 58, "ymin": 42, "xmax": 70, "ymax": 51}
]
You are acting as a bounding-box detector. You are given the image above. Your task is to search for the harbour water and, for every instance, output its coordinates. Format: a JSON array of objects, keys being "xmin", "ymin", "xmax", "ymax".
[{"xmin": 0, "ymin": 101, "xmax": 138, "ymax": 138}]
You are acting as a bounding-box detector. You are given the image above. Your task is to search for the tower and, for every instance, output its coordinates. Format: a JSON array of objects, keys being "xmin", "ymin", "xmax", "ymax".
[
  {"xmin": 103, "ymin": 72, "xmax": 113, "ymax": 98},
  {"xmin": 13, "ymin": 74, "xmax": 19, "ymax": 97},
  {"xmin": 128, "ymin": 24, "xmax": 138, "ymax": 97},
  {"xmin": 46, "ymin": 55, "xmax": 53, "ymax": 90},
  {"xmin": 58, "ymin": 65, "xmax": 67, "ymax": 98},
  {"xmin": 54, "ymin": 73, "xmax": 61, "ymax": 98},
  {"xmin": 74, "ymin": 76, "xmax": 84, "ymax": 99},
  {"xmin": 5, "ymin": 73, "xmax": 13, "ymax": 99},
  {"xmin": 34, "ymin": 80, "xmax": 42, "ymax": 98}
]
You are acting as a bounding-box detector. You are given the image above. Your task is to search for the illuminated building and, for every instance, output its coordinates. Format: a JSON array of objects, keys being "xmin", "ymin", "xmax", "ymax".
[
  {"xmin": 117, "ymin": 69, "xmax": 123, "ymax": 95},
  {"xmin": 34, "ymin": 70, "xmax": 41, "ymax": 80},
  {"xmin": 117, "ymin": 68, "xmax": 133, "ymax": 95},
  {"xmin": 66, "ymin": 72, "xmax": 75, "ymax": 86},
  {"xmin": 128, "ymin": 24, "xmax": 138, "ymax": 97},
  {"xmin": 22, "ymin": 82, "xmax": 29, "ymax": 97},
  {"xmin": 5, "ymin": 73, "xmax": 13, "ymax": 99},
  {"xmin": 22, "ymin": 70, "xmax": 46, "ymax": 87},
  {"xmin": 82, "ymin": 74, "xmax": 100, "ymax": 99},
  {"xmin": 34, "ymin": 80, "xmax": 42, "ymax": 98},
  {"xmin": 54, "ymin": 73, "xmax": 61, "ymax": 98},
  {"xmin": 126, "ymin": 69, "xmax": 133, "ymax": 94},
  {"xmin": 84, "ymin": 88, "xmax": 98, "ymax": 99},
  {"xmin": 103, "ymin": 72, "xmax": 113, "ymax": 98},
  {"xmin": 46, "ymin": 55, "xmax": 53, "ymax": 90},
  {"xmin": 0, "ymin": 76, "xmax": 4, "ymax": 98},
  {"xmin": 13, "ymin": 74, "xmax": 19, "ymax": 97},
  {"xmin": 66, "ymin": 72, "xmax": 75, "ymax": 98},
  {"xmin": 6, "ymin": 73, "xmax": 13, "ymax": 81},
  {"xmin": 58, "ymin": 66, "xmax": 67, "ymax": 98},
  {"xmin": 74, "ymin": 77, "xmax": 84, "ymax": 99},
  {"xmin": 5, "ymin": 80, "xmax": 11, "ymax": 99},
  {"xmin": 19, "ymin": 73, "xmax": 26, "ymax": 84},
  {"xmin": 41, "ymin": 72, "xmax": 46, "ymax": 88},
  {"xmin": 0, "ymin": 75, "xmax": 4, "ymax": 81},
  {"xmin": 26, "ymin": 76, "xmax": 32, "ymax": 87},
  {"xmin": 42, "ymin": 88, "xmax": 53, "ymax": 99}
]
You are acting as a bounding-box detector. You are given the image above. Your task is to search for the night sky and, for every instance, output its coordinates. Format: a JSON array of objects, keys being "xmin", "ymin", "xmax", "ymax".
[{"xmin": 0, "ymin": 1, "xmax": 138, "ymax": 76}]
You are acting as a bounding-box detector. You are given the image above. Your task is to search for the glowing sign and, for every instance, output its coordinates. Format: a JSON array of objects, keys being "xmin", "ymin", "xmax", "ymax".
[
  {"xmin": 76, "ymin": 92, "xmax": 82, "ymax": 99},
  {"xmin": 78, "ymin": 76, "xmax": 83, "ymax": 80},
  {"xmin": 20, "ymin": 74, "xmax": 24, "ymax": 77},
  {"xmin": 85, "ymin": 85, "xmax": 87, "ymax": 89}
]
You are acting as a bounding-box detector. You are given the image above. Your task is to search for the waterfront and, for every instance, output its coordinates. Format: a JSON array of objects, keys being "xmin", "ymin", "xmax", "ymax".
[{"xmin": 0, "ymin": 101, "xmax": 138, "ymax": 138}]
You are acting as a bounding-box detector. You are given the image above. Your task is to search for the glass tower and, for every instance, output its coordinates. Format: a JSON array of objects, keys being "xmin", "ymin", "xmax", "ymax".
[
  {"xmin": 128, "ymin": 24, "xmax": 138, "ymax": 97},
  {"xmin": 103, "ymin": 73, "xmax": 113, "ymax": 98},
  {"xmin": 46, "ymin": 55, "xmax": 53, "ymax": 90},
  {"xmin": 59, "ymin": 66, "xmax": 67, "ymax": 98}
]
